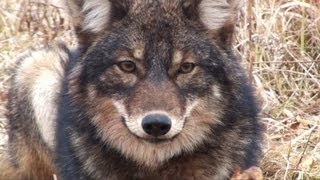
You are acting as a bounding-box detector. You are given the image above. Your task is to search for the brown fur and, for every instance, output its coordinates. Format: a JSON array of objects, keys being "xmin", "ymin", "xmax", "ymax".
[{"xmin": 0, "ymin": 138, "xmax": 56, "ymax": 180}]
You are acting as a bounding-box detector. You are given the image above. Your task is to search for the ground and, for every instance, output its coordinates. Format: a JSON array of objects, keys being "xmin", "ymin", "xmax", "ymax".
[{"xmin": 0, "ymin": 0, "xmax": 319, "ymax": 179}]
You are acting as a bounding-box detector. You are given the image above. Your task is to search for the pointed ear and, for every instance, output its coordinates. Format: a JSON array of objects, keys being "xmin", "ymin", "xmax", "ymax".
[
  {"xmin": 197, "ymin": 0, "xmax": 243, "ymax": 47},
  {"xmin": 64, "ymin": 0, "xmax": 128, "ymax": 48}
]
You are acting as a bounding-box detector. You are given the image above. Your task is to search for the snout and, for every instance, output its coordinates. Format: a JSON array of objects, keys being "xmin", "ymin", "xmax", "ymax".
[{"xmin": 142, "ymin": 114, "xmax": 171, "ymax": 137}]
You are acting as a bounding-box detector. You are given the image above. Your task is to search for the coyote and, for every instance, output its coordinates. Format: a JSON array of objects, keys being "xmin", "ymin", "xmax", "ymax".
[{"xmin": 2, "ymin": 0, "xmax": 262, "ymax": 179}]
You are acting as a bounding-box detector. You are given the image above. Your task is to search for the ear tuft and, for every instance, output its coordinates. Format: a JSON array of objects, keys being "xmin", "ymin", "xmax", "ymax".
[
  {"xmin": 199, "ymin": 0, "xmax": 243, "ymax": 30},
  {"xmin": 82, "ymin": 0, "xmax": 112, "ymax": 33},
  {"xmin": 198, "ymin": 0, "xmax": 243, "ymax": 46},
  {"xmin": 199, "ymin": 0, "xmax": 231, "ymax": 30}
]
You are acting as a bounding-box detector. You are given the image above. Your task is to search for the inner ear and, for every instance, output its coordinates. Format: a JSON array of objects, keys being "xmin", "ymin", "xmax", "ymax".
[
  {"xmin": 211, "ymin": 18, "xmax": 235, "ymax": 48},
  {"xmin": 64, "ymin": 0, "xmax": 130, "ymax": 50},
  {"xmin": 109, "ymin": 0, "xmax": 129, "ymax": 21},
  {"xmin": 182, "ymin": 0, "xmax": 201, "ymax": 20}
]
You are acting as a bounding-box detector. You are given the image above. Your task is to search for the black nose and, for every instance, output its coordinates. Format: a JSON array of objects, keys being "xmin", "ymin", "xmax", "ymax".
[{"xmin": 142, "ymin": 114, "xmax": 171, "ymax": 137}]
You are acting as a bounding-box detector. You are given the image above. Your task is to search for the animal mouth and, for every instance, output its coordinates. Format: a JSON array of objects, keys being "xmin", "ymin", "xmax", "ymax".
[
  {"xmin": 140, "ymin": 133, "xmax": 180, "ymax": 144},
  {"xmin": 142, "ymin": 137, "xmax": 171, "ymax": 143}
]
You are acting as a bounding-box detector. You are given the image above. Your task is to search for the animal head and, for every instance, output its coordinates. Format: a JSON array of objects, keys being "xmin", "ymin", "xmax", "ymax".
[{"xmin": 67, "ymin": 0, "xmax": 247, "ymax": 167}]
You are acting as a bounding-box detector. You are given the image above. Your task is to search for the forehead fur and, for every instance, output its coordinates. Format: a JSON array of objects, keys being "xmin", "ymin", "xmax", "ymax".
[{"xmin": 71, "ymin": 0, "xmax": 241, "ymax": 36}]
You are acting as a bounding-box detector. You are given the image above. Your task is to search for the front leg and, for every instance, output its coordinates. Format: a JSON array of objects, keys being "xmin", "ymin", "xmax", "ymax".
[{"xmin": 231, "ymin": 166, "xmax": 263, "ymax": 180}]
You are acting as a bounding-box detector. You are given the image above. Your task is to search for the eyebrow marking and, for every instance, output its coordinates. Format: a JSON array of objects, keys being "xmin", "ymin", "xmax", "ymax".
[
  {"xmin": 133, "ymin": 48, "xmax": 144, "ymax": 60},
  {"xmin": 172, "ymin": 50, "xmax": 183, "ymax": 65}
]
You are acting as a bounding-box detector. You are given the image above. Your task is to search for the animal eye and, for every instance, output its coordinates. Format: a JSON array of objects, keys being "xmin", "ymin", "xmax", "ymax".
[
  {"xmin": 118, "ymin": 60, "xmax": 136, "ymax": 73},
  {"xmin": 179, "ymin": 62, "xmax": 195, "ymax": 74}
]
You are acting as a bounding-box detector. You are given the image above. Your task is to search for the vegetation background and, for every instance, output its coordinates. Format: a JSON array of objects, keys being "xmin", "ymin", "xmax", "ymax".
[{"xmin": 0, "ymin": 0, "xmax": 319, "ymax": 179}]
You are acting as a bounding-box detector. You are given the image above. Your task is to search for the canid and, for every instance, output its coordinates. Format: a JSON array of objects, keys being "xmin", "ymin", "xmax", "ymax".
[{"xmin": 1, "ymin": 0, "xmax": 262, "ymax": 179}]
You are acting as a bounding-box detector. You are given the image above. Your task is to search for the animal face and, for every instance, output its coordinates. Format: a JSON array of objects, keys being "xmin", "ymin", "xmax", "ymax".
[{"xmin": 68, "ymin": 0, "xmax": 241, "ymax": 167}]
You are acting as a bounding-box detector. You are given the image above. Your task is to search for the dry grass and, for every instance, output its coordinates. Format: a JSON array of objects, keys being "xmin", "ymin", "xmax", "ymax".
[
  {"xmin": 0, "ymin": 0, "xmax": 319, "ymax": 179},
  {"xmin": 236, "ymin": 0, "xmax": 320, "ymax": 179}
]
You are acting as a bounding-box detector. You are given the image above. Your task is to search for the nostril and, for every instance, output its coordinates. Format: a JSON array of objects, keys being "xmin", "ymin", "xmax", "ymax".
[
  {"xmin": 144, "ymin": 124, "xmax": 154, "ymax": 132},
  {"xmin": 160, "ymin": 124, "xmax": 168, "ymax": 131},
  {"xmin": 142, "ymin": 114, "xmax": 171, "ymax": 137}
]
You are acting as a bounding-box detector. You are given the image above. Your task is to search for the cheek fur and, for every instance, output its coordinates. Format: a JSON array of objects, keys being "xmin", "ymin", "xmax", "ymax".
[{"xmin": 88, "ymin": 98, "xmax": 127, "ymax": 140}]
